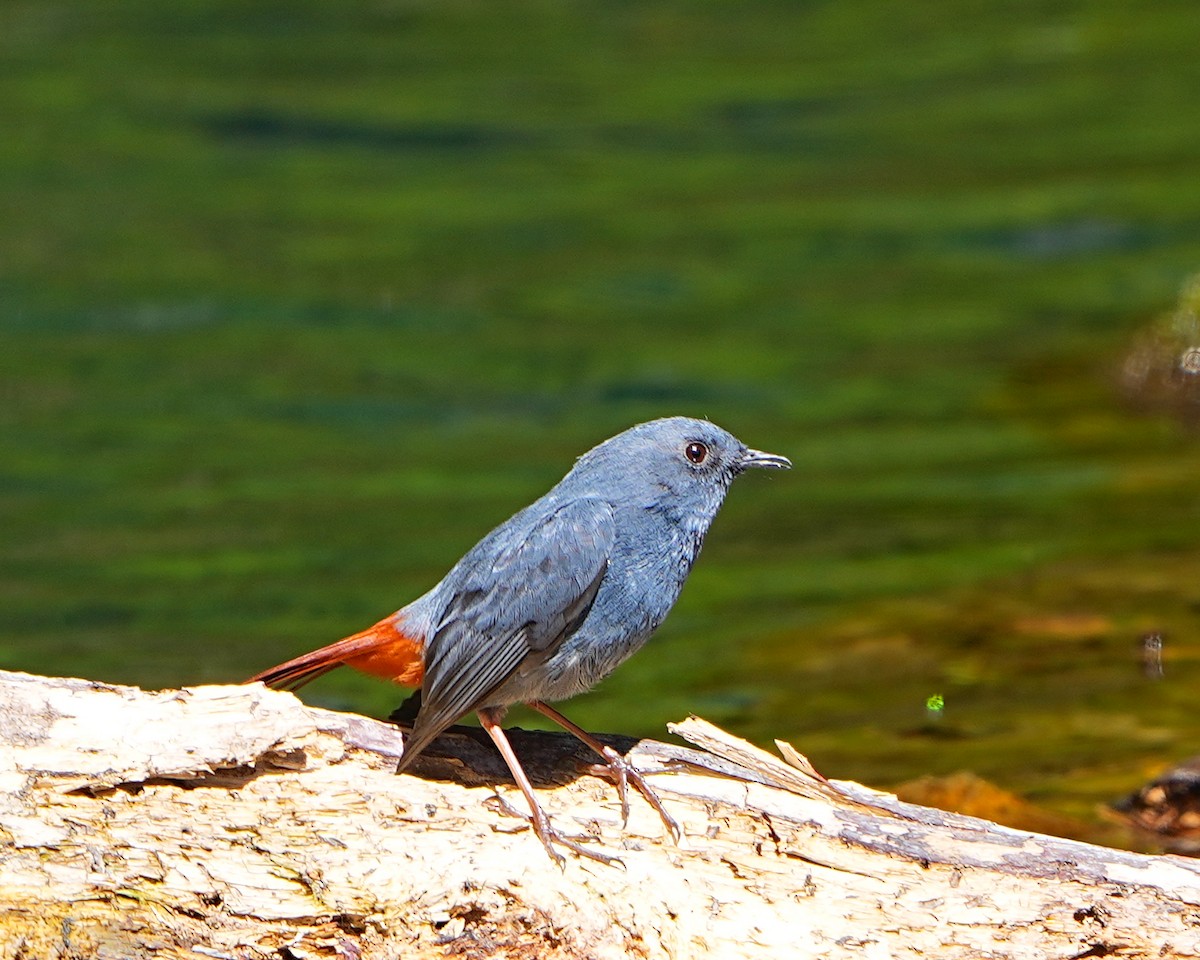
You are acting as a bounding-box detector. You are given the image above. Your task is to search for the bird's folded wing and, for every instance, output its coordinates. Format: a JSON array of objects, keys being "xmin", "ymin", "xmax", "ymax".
[{"xmin": 398, "ymin": 496, "xmax": 615, "ymax": 766}]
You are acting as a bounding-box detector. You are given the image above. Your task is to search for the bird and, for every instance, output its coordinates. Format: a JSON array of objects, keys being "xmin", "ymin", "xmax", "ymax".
[{"xmin": 248, "ymin": 416, "xmax": 790, "ymax": 862}]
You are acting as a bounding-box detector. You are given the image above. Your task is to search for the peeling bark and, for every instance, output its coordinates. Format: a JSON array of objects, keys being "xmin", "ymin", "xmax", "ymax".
[{"xmin": 1, "ymin": 670, "xmax": 1198, "ymax": 959}]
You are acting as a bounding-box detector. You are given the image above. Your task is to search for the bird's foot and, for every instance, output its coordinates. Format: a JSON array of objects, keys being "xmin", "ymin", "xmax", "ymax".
[
  {"xmin": 522, "ymin": 700, "xmax": 683, "ymax": 844},
  {"xmin": 586, "ymin": 746, "xmax": 683, "ymax": 844},
  {"xmin": 487, "ymin": 791, "xmax": 622, "ymax": 868}
]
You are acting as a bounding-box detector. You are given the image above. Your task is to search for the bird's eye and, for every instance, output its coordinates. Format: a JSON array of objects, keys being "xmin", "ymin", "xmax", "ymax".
[{"xmin": 684, "ymin": 441, "xmax": 709, "ymax": 465}]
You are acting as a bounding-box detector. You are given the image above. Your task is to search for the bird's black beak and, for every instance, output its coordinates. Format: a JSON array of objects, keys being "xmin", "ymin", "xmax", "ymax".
[{"xmin": 740, "ymin": 447, "xmax": 792, "ymax": 470}]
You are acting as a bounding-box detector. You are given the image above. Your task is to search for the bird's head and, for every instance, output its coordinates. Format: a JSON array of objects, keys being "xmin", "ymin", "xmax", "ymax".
[{"xmin": 571, "ymin": 416, "xmax": 790, "ymax": 521}]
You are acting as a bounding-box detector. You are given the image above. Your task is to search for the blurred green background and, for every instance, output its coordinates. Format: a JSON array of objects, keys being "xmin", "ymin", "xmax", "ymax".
[{"xmin": 3, "ymin": 0, "xmax": 1200, "ymax": 841}]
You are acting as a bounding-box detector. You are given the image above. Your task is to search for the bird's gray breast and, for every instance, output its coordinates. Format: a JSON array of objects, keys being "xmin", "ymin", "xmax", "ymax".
[{"xmin": 494, "ymin": 502, "xmax": 708, "ymax": 704}]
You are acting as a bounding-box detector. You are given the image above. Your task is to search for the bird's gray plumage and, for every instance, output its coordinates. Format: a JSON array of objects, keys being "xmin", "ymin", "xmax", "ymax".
[{"xmin": 395, "ymin": 416, "xmax": 789, "ymax": 771}]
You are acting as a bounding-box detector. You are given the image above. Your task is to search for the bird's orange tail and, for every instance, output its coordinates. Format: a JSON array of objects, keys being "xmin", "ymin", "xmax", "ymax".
[{"xmin": 248, "ymin": 616, "xmax": 425, "ymax": 691}]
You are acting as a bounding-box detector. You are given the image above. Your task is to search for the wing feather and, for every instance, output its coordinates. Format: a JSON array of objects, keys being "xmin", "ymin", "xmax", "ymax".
[{"xmin": 397, "ymin": 497, "xmax": 615, "ymax": 768}]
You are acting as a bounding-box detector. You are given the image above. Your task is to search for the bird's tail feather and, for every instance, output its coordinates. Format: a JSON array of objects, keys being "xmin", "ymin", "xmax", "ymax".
[{"xmin": 248, "ymin": 615, "xmax": 425, "ymax": 691}]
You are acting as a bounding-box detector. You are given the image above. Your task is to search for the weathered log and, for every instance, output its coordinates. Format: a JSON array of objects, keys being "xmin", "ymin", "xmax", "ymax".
[{"xmin": 1, "ymin": 669, "xmax": 1198, "ymax": 959}]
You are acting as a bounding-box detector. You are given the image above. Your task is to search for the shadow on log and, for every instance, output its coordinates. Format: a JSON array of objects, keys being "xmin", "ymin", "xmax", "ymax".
[{"xmin": 1, "ymin": 669, "xmax": 1198, "ymax": 959}]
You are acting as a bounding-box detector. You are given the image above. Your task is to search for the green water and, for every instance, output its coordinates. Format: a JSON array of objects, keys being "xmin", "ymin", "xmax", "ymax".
[{"xmin": 4, "ymin": 0, "xmax": 1200, "ymax": 839}]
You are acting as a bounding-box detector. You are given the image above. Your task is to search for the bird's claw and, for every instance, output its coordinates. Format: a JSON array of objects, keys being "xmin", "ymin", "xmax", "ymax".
[
  {"xmin": 586, "ymin": 746, "xmax": 683, "ymax": 844},
  {"xmin": 486, "ymin": 791, "xmax": 622, "ymax": 867}
]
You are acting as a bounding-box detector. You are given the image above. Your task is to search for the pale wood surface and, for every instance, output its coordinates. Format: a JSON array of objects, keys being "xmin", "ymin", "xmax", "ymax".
[{"xmin": 2, "ymin": 669, "xmax": 1198, "ymax": 959}]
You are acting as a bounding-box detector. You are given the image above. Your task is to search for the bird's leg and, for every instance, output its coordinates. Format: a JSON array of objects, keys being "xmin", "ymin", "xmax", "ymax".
[
  {"xmin": 525, "ymin": 700, "xmax": 682, "ymax": 843},
  {"xmin": 476, "ymin": 707, "xmax": 617, "ymax": 866}
]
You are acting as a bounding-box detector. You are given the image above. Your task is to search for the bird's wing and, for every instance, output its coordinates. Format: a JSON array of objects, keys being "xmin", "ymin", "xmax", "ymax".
[{"xmin": 397, "ymin": 496, "xmax": 615, "ymax": 768}]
